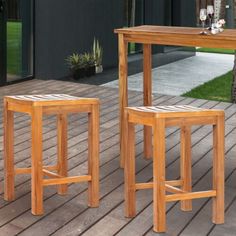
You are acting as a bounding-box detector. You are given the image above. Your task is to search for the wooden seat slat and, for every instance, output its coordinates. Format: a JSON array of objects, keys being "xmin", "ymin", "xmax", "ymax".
[{"xmin": 127, "ymin": 106, "xmax": 220, "ymax": 117}]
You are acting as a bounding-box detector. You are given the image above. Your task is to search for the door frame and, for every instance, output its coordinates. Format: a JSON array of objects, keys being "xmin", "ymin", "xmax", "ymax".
[{"xmin": 0, "ymin": 0, "xmax": 7, "ymax": 86}]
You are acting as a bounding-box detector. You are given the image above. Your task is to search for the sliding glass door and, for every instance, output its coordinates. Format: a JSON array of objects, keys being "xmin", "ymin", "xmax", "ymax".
[{"xmin": 0, "ymin": 0, "xmax": 33, "ymax": 85}]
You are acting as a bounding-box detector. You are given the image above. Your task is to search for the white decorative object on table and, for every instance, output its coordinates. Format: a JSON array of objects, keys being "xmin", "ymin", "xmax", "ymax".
[
  {"xmin": 211, "ymin": 19, "xmax": 226, "ymax": 34},
  {"xmin": 211, "ymin": 28, "xmax": 219, "ymax": 34}
]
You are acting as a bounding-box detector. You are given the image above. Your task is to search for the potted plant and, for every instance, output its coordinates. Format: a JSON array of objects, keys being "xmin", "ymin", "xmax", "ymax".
[
  {"xmin": 66, "ymin": 53, "xmax": 86, "ymax": 79},
  {"xmin": 83, "ymin": 52, "xmax": 96, "ymax": 77},
  {"xmin": 93, "ymin": 38, "xmax": 103, "ymax": 73}
]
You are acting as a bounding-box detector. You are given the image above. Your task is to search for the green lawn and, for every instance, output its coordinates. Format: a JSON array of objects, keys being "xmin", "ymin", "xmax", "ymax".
[
  {"xmin": 7, "ymin": 21, "xmax": 22, "ymax": 75},
  {"xmin": 183, "ymin": 48, "xmax": 235, "ymax": 102},
  {"xmin": 129, "ymin": 42, "xmax": 136, "ymax": 54},
  {"xmin": 196, "ymin": 47, "xmax": 235, "ymax": 54},
  {"xmin": 183, "ymin": 71, "xmax": 233, "ymax": 102}
]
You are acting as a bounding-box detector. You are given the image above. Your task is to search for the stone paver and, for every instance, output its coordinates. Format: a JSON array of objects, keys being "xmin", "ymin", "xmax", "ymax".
[{"xmin": 102, "ymin": 52, "xmax": 234, "ymax": 96}]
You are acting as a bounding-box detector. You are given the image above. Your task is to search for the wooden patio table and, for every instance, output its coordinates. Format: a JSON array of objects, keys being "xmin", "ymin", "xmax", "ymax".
[{"xmin": 114, "ymin": 25, "xmax": 236, "ymax": 167}]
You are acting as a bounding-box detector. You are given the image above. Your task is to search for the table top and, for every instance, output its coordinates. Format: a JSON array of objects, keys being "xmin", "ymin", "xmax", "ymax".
[{"xmin": 114, "ymin": 25, "xmax": 236, "ymax": 49}]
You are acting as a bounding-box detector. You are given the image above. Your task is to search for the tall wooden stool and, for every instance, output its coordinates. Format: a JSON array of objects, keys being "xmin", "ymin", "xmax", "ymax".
[
  {"xmin": 4, "ymin": 94, "xmax": 100, "ymax": 215},
  {"xmin": 124, "ymin": 105, "xmax": 225, "ymax": 232}
]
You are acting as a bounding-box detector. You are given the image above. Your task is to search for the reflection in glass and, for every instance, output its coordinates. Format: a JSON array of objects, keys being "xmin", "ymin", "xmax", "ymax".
[{"xmin": 7, "ymin": 0, "xmax": 33, "ymax": 82}]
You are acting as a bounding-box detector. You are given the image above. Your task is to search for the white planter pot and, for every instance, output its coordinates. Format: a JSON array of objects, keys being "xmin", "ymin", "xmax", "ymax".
[{"xmin": 96, "ymin": 65, "xmax": 103, "ymax": 74}]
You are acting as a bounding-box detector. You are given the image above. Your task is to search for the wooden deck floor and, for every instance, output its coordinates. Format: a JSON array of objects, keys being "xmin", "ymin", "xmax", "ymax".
[{"xmin": 0, "ymin": 79, "xmax": 235, "ymax": 236}]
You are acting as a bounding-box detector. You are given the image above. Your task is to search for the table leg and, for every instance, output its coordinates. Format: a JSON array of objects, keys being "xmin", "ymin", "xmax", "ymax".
[
  {"xmin": 143, "ymin": 44, "xmax": 152, "ymax": 159},
  {"xmin": 119, "ymin": 34, "xmax": 128, "ymax": 168}
]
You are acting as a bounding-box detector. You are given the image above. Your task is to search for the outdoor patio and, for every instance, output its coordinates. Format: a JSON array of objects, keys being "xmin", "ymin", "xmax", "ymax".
[{"xmin": 0, "ymin": 79, "xmax": 235, "ymax": 236}]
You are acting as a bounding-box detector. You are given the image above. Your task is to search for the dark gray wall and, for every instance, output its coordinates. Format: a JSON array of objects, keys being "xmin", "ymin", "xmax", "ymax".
[
  {"xmin": 226, "ymin": 0, "xmax": 235, "ymax": 28},
  {"xmin": 144, "ymin": 0, "xmax": 196, "ymax": 53},
  {"xmin": 144, "ymin": 0, "xmax": 196, "ymax": 27},
  {"xmin": 176, "ymin": 0, "xmax": 196, "ymax": 27},
  {"xmin": 35, "ymin": 0, "xmax": 124, "ymax": 79},
  {"xmin": 144, "ymin": 0, "xmax": 165, "ymax": 53},
  {"xmin": 34, "ymin": 0, "xmax": 196, "ymax": 80}
]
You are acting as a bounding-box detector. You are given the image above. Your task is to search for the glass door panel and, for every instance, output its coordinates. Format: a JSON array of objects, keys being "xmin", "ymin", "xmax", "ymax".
[{"xmin": 6, "ymin": 0, "xmax": 33, "ymax": 83}]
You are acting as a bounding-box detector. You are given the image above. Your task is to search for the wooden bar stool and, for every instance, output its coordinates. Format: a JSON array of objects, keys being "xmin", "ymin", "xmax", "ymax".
[
  {"xmin": 124, "ymin": 105, "xmax": 225, "ymax": 233},
  {"xmin": 4, "ymin": 94, "xmax": 100, "ymax": 215}
]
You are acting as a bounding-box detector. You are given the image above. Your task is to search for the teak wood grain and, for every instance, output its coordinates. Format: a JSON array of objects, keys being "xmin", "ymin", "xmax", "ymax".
[{"xmin": 114, "ymin": 25, "xmax": 236, "ymax": 49}]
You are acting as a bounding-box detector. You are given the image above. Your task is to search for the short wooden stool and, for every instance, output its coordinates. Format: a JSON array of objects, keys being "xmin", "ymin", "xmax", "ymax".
[
  {"xmin": 4, "ymin": 94, "xmax": 100, "ymax": 215},
  {"xmin": 124, "ymin": 105, "xmax": 225, "ymax": 232}
]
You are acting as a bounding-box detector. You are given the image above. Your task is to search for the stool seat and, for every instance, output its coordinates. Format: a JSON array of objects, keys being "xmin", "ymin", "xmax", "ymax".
[
  {"xmin": 5, "ymin": 94, "xmax": 99, "ymax": 116},
  {"xmin": 5, "ymin": 94, "xmax": 99, "ymax": 106},
  {"xmin": 4, "ymin": 94, "xmax": 100, "ymax": 215},
  {"xmin": 125, "ymin": 105, "xmax": 224, "ymax": 130},
  {"xmin": 126, "ymin": 105, "xmax": 213, "ymax": 115},
  {"xmin": 126, "ymin": 104, "xmax": 224, "ymax": 119},
  {"xmin": 124, "ymin": 105, "xmax": 225, "ymax": 233}
]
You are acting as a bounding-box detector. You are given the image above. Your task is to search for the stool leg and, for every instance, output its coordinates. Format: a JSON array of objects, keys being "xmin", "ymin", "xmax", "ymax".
[
  {"xmin": 4, "ymin": 100, "xmax": 15, "ymax": 201},
  {"xmin": 144, "ymin": 126, "xmax": 152, "ymax": 159},
  {"xmin": 88, "ymin": 104, "xmax": 99, "ymax": 207},
  {"xmin": 180, "ymin": 126, "xmax": 192, "ymax": 211},
  {"xmin": 153, "ymin": 118, "xmax": 166, "ymax": 232},
  {"xmin": 120, "ymin": 108, "xmax": 128, "ymax": 168},
  {"xmin": 57, "ymin": 114, "xmax": 68, "ymax": 195},
  {"xmin": 212, "ymin": 115, "xmax": 225, "ymax": 224},
  {"xmin": 31, "ymin": 106, "xmax": 44, "ymax": 215},
  {"xmin": 143, "ymin": 44, "xmax": 152, "ymax": 159},
  {"xmin": 125, "ymin": 117, "xmax": 136, "ymax": 217}
]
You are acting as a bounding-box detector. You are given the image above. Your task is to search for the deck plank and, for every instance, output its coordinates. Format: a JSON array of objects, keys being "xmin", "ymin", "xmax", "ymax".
[{"xmin": 0, "ymin": 79, "xmax": 234, "ymax": 236}]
